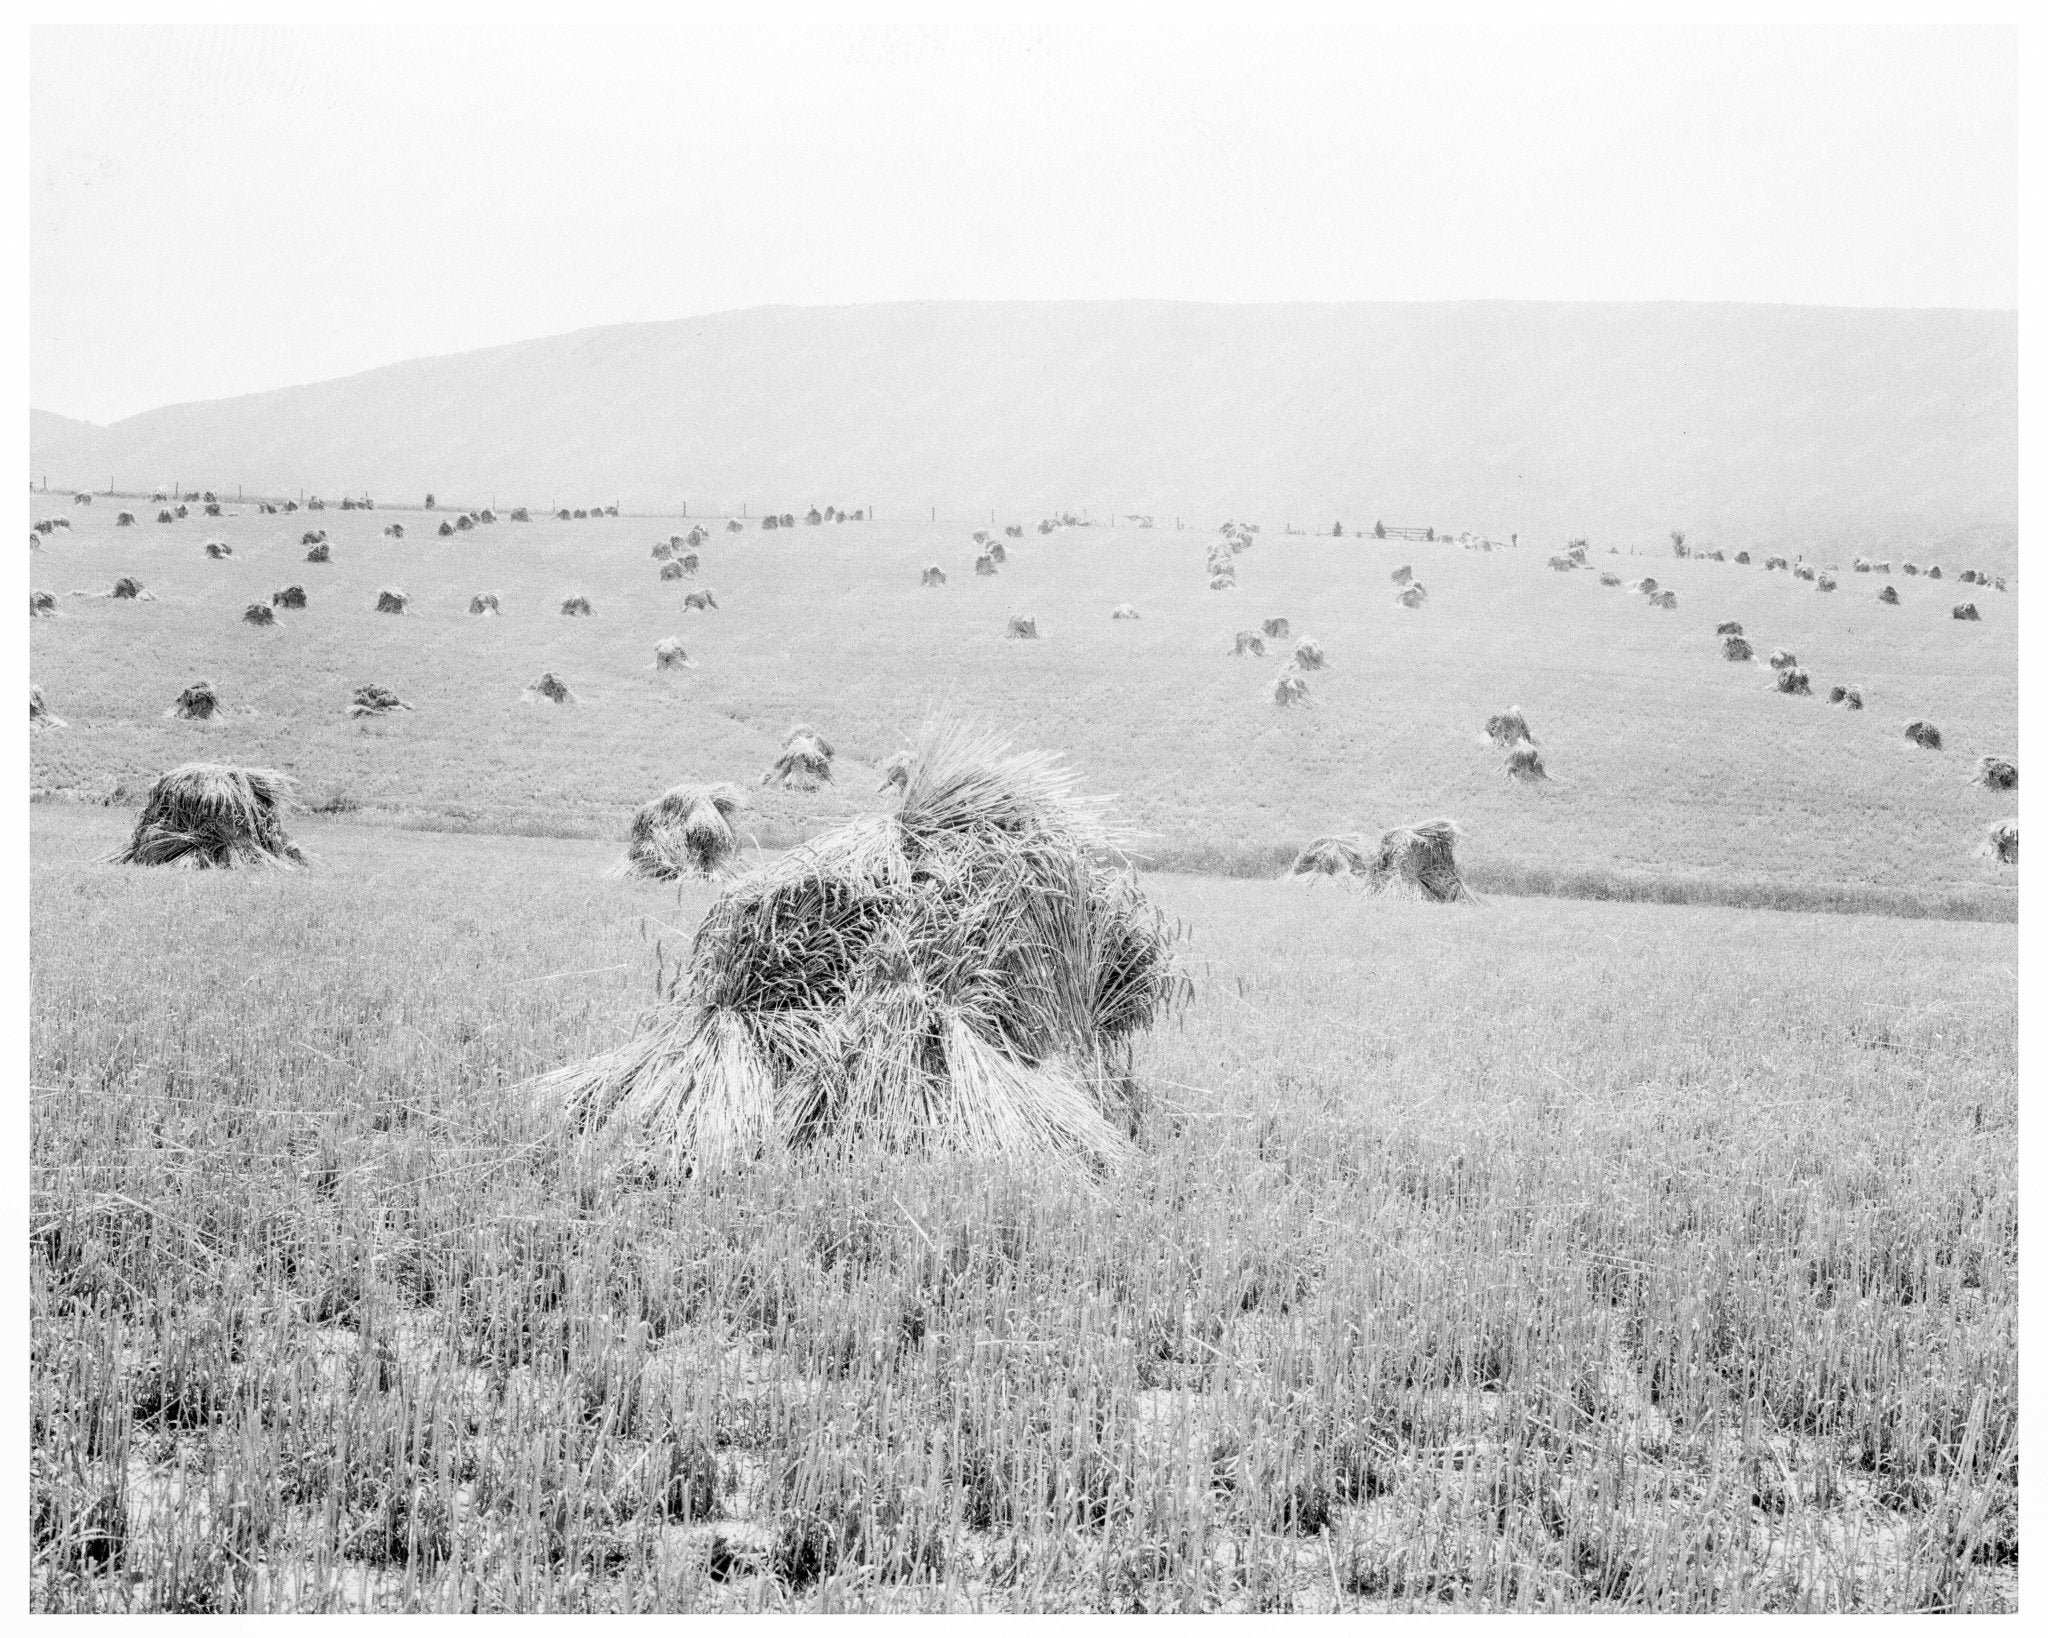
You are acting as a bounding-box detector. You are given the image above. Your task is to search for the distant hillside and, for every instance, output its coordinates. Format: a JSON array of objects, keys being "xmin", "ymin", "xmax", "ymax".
[
  {"xmin": 31, "ymin": 409, "xmax": 110, "ymax": 485},
  {"xmin": 30, "ymin": 301, "xmax": 2016, "ymax": 554}
]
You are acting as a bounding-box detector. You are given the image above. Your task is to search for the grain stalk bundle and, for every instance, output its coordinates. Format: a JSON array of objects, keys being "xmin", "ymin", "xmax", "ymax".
[
  {"xmin": 541, "ymin": 718, "xmax": 1187, "ymax": 1175},
  {"xmin": 618, "ymin": 782, "xmax": 747, "ymax": 880},
  {"xmin": 112, "ymin": 763, "xmax": 306, "ymax": 870}
]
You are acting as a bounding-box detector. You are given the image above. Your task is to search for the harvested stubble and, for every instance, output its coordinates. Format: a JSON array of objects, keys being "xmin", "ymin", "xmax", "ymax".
[
  {"xmin": 542, "ymin": 718, "xmax": 1185, "ymax": 1175},
  {"xmin": 1716, "ymin": 620, "xmax": 1743, "ymax": 636},
  {"xmin": 1261, "ymin": 616, "xmax": 1290, "ymax": 639},
  {"xmin": 271, "ymin": 585, "xmax": 307, "ymax": 610},
  {"xmin": 1390, "ymin": 565, "xmax": 1413, "ymax": 585},
  {"xmin": 561, "ymin": 596, "xmax": 594, "ymax": 617},
  {"xmin": 683, "ymin": 589, "xmax": 718, "ymax": 611},
  {"xmin": 1986, "ymin": 818, "xmax": 2018, "ymax": 865},
  {"xmin": 1774, "ymin": 667, "xmax": 1813, "ymax": 696},
  {"xmin": 347, "ymin": 684, "xmax": 412, "ymax": 718},
  {"xmin": 241, "ymin": 602, "xmax": 275, "ymax": 626},
  {"xmin": 376, "ymin": 589, "xmax": 408, "ymax": 614},
  {"xmin": 469, "ymin": 593, "xmax": 500, "ymax": 616},
  {"xmin": 525, "ymin": 672, "xmax": 575, "ymax": 705},
  {"xmin": 618, "ymin": 782, "xmax": 747, "ymax": 880},
  {"xmin": 1878, "ymin": 585, "xmax": 1900, "ymax": 605},
  {"xmin": 974, "ymin": 555, "xmax": 997, "ymax": 577},
  {"xmin": 166, "ymin": 682, "xmax": 219, "ymax": 720},
  {"xmin": 660, "ymin": 561, "xmax": 689, "ymax": 582},
  {"xmin": 1904, "ymin": 720, "xmax": 1942, "ymax": 750},
  {"xmin": 921, "ymin": 565, "xmax": 947, "ymax": 587},
  {"xmin": 1110, "ymin": 603, "xmax": 1140, "ymax": 620},
  {"xmin": 1272, "ymin": 668, "xmax": 1310, "ymax": 707},
  {"xmin": 112, "ymin": 763, "xmax": 305, "ymax": 870},
  {"xmin": 1007, "ymin": 615, "xmax": 1039, "ymax": 639},
  {"xmin": 1953, "ymin": 603, "xmax": 1981, "ymax": 622},
  {"xmin": 1827, "ymin": 684, "xmax": 1865, "ymax": 709},
  {"xmin": 1292, "ymin": 638, "xmax": 1326, "ymax": 671},
  {"xmin": 204, "ymin": 541, "xmax": 232, "ymax": 560},
  {"xmin": 1363, "ymin": 818, "xmax": 1474, "ymax": 902},
  {"xmin": 30, "ymin": 684, "xmax": 63, "ymax": 727},
  {"xmin": 653, "ymin": 637, "xmax": 692, "ymax": 670},
  {"xmin": 1504, "ymin": 743, "xmax": 1549, "ymax": 782},
  {"xmin": 1230, "ymin": 629, "xmax": 1266, "ymax": 658},
  {"xmin": 306, "ymin": 543, "xmax": 331, "ymax": 563},
  {"xmin": 1288, "ymin": 833, "xmax": 1370, "ymax": 877},
  {"xmin": 1975, "ymin": 756, "xmax": 2017, "ymax": 791},
  {"xmin": 30, "ymin": 590, "xmax": 56, "ymax": 617},
  {"xmin": 1395, "ymin": 584, "xmax": 1427, "ymax": 608}
]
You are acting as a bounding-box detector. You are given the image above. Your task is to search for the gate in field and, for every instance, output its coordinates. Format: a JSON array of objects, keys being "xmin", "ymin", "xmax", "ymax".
[{"xmin": 1376, "ymin": 525, "xmax": 1437, "ymax": 541}]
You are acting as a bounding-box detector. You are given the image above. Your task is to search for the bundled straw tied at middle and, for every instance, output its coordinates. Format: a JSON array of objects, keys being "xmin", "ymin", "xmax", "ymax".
[{"xmin": 538, "ymin": 717, "xmax": 1187, "ymax": 1177}]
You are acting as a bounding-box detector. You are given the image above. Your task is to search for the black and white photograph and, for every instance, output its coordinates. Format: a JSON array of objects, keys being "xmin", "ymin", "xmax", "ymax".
[{"xmin": 22, "ymin": 17, "xmax": 2020, "ymax": 1613}]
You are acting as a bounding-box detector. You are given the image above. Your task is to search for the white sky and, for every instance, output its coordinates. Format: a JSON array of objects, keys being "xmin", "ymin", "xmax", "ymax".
[{"xmin": 30, "ymin": 22, "xmax": 2017, "ymax": 425}]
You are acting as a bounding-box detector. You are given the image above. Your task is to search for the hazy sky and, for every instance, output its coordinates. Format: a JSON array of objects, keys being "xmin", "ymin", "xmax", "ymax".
[{"xmin": 32, "ymin": 23, "xmax": 2016, "ymax": 425}]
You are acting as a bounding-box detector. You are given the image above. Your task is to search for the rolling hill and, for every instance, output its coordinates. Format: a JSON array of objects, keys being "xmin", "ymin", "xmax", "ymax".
[{"xmin": 30, "ymin": 301, "xmax": 2016, "ymax": 558}]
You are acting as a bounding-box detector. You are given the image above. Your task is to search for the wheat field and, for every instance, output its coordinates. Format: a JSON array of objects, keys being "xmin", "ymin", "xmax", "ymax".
[
  {"xmin": 29, "ymin": 803, "xmax": 2016, "ymax": 1611},
  {"xmin": 27, "ymin": 500, "xmax": 2017, "ymax": 915}
]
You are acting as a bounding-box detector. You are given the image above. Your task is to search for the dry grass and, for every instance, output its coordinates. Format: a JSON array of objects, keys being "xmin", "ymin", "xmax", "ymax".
[
  {"xmin": 1484, "ymin": 708, "xmax": 1532, "ymax": 748},
  {"xmin": 619, "ymin": 781, "xmax": 748, "ymax": 880},
  {"xmin": 26, "ymin": 809, "xmax": 2016, "ymax": 1612},
  {"xmin": 111, "ymin": 763, "xmax": 306, "ymax": 870},
  {"xmin": 347, "ymin": 685, "xmax": 412, "ymax": 719},
  {"xmin": 166, "ymin": 681, "xmax": 220, "ymax": 721},
  {"xmin": 550, "ymin": 719, "xmax": 1185, "ymax": 1178},
  {"xmin": 1287, "ymin": 833, "xmax": 1371, "ymax": 876}
]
